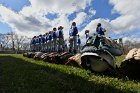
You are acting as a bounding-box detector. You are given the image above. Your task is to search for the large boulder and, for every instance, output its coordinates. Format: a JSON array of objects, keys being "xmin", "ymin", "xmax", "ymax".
[
  {"xmin": 33, "ymin": 52, "xmax": 44, "ymax": 60},
  {"xmin": 59, "ymin": 52, "xmax": 74, "ymax": 64},
  {"xmin": 40, "ymin": 53, "xmax": 49, "ymax": 60},
  {"xmin": 23, "ymin": 53, "xmax": 28, "ymax": 57},
  {"xmin": 48, "ymin": 53, "xmax": 61, "ymax": 64},
  {"xmin": 124, "ymin": 48, "xmax": 140, "ymax": 61},
  {"xmin": 43, "ymin": 52, "xmax": 73, "ymax": 64},
  {"xmin": 43, "ymin": 52, "xmax": 60, "ymax": 63},
  {"xmin": 65, "ymin": 53, "xmax": 82, "ymax": 67},
  {"xmin": 119, "ymin": 48, "xmax": 140, "ymax": 79}
]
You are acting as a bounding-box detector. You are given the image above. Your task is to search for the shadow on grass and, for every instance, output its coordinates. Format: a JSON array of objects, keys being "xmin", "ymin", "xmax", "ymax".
[{"xmin": 0, "ymin": 55, "xmax": 136, "ymax": 93}]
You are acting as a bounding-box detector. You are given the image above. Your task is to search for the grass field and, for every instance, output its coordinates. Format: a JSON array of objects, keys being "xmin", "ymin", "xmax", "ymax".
[{"xmin": 0, "ymin": 54, "xmax": 140, "ymax": 93}]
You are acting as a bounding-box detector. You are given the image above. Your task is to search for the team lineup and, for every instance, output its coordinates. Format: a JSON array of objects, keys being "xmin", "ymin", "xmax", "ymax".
[{"xmin": 30, "ymin": 22, "xmax": 105, "ymax": 54}]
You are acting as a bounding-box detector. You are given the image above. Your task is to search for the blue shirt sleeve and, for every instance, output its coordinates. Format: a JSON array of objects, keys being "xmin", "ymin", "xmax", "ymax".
[
  {"xmin": 53, "ymin": 32, "xmax": 57, "ymax": 39},
  {"xmin": 41, "ymin": 37, "xmax": 45, "ymax": 43},
  {"xmin": 77, "ymin": 38, "xmax": 81, "ymax": 44}
]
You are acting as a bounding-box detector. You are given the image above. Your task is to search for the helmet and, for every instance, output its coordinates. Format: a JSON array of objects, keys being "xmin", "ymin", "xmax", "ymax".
[
  {"xmin": 72, "ymin": 22, "xmax": 76, "ymax": 26},
  {"xmin": 97, "ymin": 23, "xmax": 101, "ymax": 27},
  {"xmin": 85, "ymin": 30, "xmax": 89, "ymax": 34},
  {"xmin": 58, "ymin": 26, "xmax": 64, "ymax": 30}
]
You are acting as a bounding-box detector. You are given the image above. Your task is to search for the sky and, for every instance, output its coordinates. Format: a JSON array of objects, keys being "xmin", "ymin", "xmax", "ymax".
[{"xmin": 0, "ymin": 0, "xmax": 140, "ymax": 43}]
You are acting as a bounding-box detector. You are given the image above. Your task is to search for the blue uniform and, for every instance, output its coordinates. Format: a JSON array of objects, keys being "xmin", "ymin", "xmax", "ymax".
[
  {"xmin": 48, "ymin": 34, "xmax": 52, "ymax": 40},
  {"xmin": 58, "ymin": 30, "xmax": 64, "ymax": 52},
  {"xmin": 30, "ymin": 38, "xmax": 35, "ymax": 51},
  {"xmin": 52, "ymin": 31, "xmax": 57, "ymax": 52},
  {"xmin": 48, "ymin": 34, "xmax": 52, "ymax": 52},
  {"xmin": 72, "ymin": 26, "xmax": 78, "ymax": 36},
  {"xmin": 58, "ymin": 30, "xmax": 63, "ymax": 38},
  {"xmin": 35, "ymin": 38, "xmax": 39, "ymax": 44},
  {"xmin": 45, "ymin": 35, "xmax": 49, "ymax": 52},
  {"xmin": 40, "ymin": 36, "xmax": 45, "ymax": 51},
  {"xmin": 97, "ymin": 27, "xmax": 104, "ymax": 35},
  {"xmin": 77, "ymin": 38, "xmax": 81, "ymax": 44},
  {"xmin": 39, "ymin": 37, "xmax": 41, "ymax": 44},
  {"xmin": 31, "ymin": 38, "xmax": 35, "ymax": 45},
  {"xmin": 35, "ymin": 37, "xmax": 39, "ymax": 51},
  {"xmin": 41, "ymin": 37, "xmax": 45, "ymax": 44},
  {"xmin": 69, "ymin": 26, "xmax": 78, "ymax": 53},
  {"xmin": 45, "ymin": 36, "xmax": 48, "ymax": 43},
  {"xmin": 53, "ymin": 31, "xmax": 57, "ymax": 39},
  {"xmin": 77, "ymin": 37, "xmax": 81, "ymax": 53}
]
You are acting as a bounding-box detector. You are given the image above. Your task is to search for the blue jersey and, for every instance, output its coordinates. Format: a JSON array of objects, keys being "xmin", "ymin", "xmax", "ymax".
[
  {"xmin": 86, "ymin": 33, "xmax": 89, "ymax": 39},
  {"xmin": 53, "ymin": 32, "xmax": 57, "ymax": 39},
  {"xmin": 31, "ymin": 39, "xmax": 35, "ymax": 44},
  {"xmin": 71, "ymin": 26, "xmax": 78, "ymax": 36},
  {"xmin": 41, "ymin": 37, "xmax": 45, "ymax": 43},
  {"xmin": 58, "ymin": 30, "xmax": 63, "ymax": 38},
  {"xmin": 35, "ymin": 38, "xmax": 39, "ymax": 44},
  {"xmin": 97, "ymin": 27, "xmax": 104, "ymax": 35},
  {"xmin": 48, "ymin": 34, "xmax": 52, "ymax": 40},
  {"xmin": 45, "ymin": 36, "xmax": 48, "ymax": 42},
  {"xmin": 77, "ymin": 38, "xmax": 81, "ymax": 44},
  {"xmin": 39, "ymin": 37, "xmax": 41, "ymax": 44}
]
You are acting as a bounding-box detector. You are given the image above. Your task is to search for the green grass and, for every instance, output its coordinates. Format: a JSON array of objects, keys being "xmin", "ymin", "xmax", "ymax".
[
  {"xmin": 0, "ymin": 54, "xmax": 140, "ymax": 93},
  {"xmin": 115, "ymin": 55, "xmax": 125, "ymax": 66}
]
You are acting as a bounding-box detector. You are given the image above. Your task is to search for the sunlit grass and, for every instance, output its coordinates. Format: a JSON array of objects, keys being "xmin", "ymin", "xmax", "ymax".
[{"xmin": 0, "ymin": 54, "xmax": 140, "ymax": 93}]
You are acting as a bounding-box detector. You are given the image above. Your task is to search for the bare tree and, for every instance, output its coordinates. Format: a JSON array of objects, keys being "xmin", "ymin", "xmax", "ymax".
[
  {"xmin": 0, "ymin": 32, "xmax": 31, "ymax": 53},
  {"xmin": 0, "ymin": 34, "xmax": 11, "ymax": 50}
]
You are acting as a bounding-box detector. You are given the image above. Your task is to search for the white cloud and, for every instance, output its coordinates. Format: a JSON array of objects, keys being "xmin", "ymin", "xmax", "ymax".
[
  {"xmin": 0, "ymin": 0, "xmax": 92, "ymax": 38},
  {"xmin": 84, "ymin": 18, "xmax": 111, "ymax": 33},
  {"xmin": 0, "ymin": 0, "xmax": 140, "ymax": 45},
  {"xmin": 72, "ymin": 12, "xmax": 87, "ymax": 26},
  {"xmin": 20, "ymin": 0, "xmax": 91, "ymax": 16},
  {"xmin": 35, "ymin": 0, "xmax": 90, "ymax": 13},
  {"xmin": 78, "ymin": 0, "xmax": 140, "ymax": 44},
  {"xmin": 109, "ymin": 0, "xmax": 140, "ymax": 33},
  {"xmin": 79, "ymin": 18, "xmax": 113, "ymax": 44},
  {"xmin": 123, "ymin": 37, "xmax": 140, "ymax": 44},
  {"xmin": 0, "ymin": 5, "xmax": 52, "ymax": 37},
  {"xmin": 89, "ymin": 8, "xmax": 96, "ymax": 15},
  {"xmin": 50, "ymin": 14, "xmax": 71, "ymax": 39}
]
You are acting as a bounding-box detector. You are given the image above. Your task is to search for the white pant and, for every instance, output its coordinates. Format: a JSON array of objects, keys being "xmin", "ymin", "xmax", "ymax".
[
  {"xmin": 52, "ymin": 38, "xmax": 57, "ymax": 51},
  {"xmin": 77, "ymin": 44, "xmax": 81, "ymax": 53},
  {"xmin": 58, "ymin": 38, "xmax": 64, "ymax": 52},
  {"xmin": 69, "ymin": 36, "xmax": 77, "ymax": 52},
  {"xmin": 48, "ymin": 40, "xmax": 52, "ymax": 51}
]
